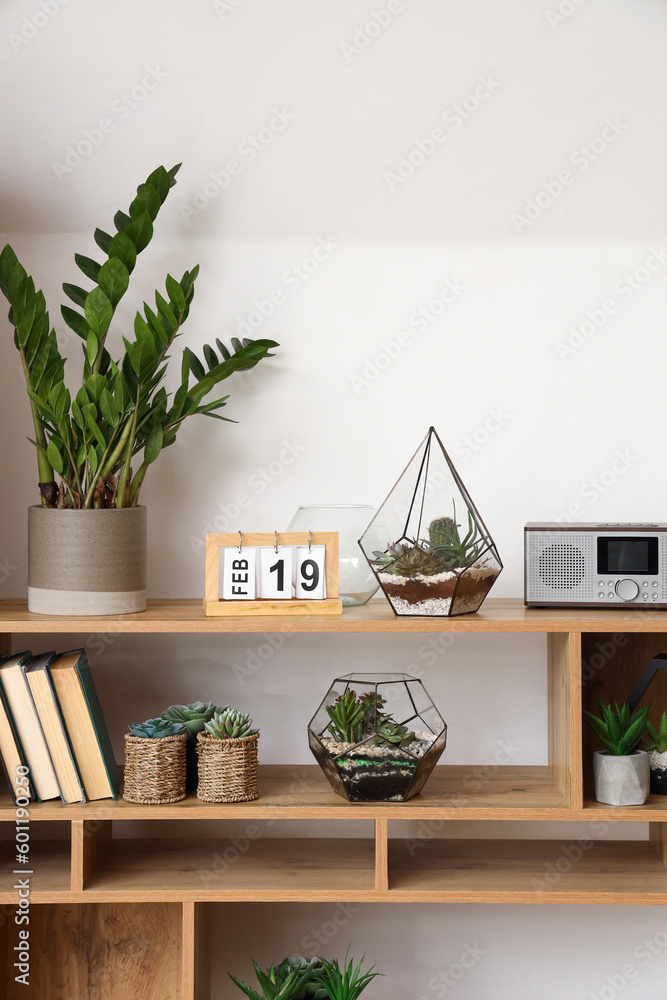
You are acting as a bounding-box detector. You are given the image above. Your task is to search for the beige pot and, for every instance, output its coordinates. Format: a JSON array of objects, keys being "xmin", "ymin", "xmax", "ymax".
[{"xmin": 28, "ymin": 506, "xmax": 147, "ymax": 615}]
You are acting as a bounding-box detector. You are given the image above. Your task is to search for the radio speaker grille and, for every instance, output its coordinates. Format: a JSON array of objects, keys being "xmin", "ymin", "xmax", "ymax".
[
  {"xmin": 526, "ymin": 532, "xmax": 594, "ymax": 600},
  {"xmin": 539, "ymin": 543, "xmax": 585, "ymax": 589}
]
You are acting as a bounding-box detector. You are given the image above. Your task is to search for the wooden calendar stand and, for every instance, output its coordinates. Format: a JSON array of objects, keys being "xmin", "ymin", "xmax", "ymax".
[{"xmin": 203, "ymin": 531, "xmax": 343, "ymax": 617}]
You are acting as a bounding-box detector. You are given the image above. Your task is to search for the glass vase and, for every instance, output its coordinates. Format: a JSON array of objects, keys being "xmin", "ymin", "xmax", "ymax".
[{"xmin": 287, "ymin": 505, "xmax": 384, "ymax": 606}]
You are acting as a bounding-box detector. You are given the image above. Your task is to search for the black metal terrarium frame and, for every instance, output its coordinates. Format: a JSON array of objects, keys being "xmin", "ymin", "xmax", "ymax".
[
  {"xmin": 358, "ymin": 426, "xmax": 503, "ymax": 617},
  {"xmin": 308, "ymin": 672, "xmax": 447, "ymax": 802}
]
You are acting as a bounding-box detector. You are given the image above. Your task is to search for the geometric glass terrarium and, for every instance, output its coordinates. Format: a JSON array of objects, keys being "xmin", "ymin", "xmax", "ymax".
[
  {"xmin": 359, "ymin": 427, "xmax": 502, "ymax": 617},
  {"xmin": 308, "ymin": 673, "xmax": 447, "ymax": 802}
]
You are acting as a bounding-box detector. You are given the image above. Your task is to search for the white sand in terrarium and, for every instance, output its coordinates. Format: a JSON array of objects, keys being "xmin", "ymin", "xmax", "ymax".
[
  {"xmin": 378, "ymin": 570, "xmax": 456, "ymax": 587},
  {"xmin": 387, "ymin": 594, "xmax": 452, "ymax": 615},
  {"xmin": 323, "ymin": 730, "xmax": 434, "ymax": 760}
]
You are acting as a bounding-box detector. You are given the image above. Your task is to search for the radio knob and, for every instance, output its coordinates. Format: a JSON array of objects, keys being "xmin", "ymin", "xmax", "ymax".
[{"xmin": 615, "ymin": 578, "xmax": 640, "ymax": 602}]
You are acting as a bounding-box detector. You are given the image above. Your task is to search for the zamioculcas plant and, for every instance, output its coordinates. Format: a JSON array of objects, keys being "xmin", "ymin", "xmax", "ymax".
[
  {"xmin": 584, "ymin": 701, "xmax": 650, "ymax": 756},
  {"xmin": 0, "ymin": 163, "xmax": 277, "ymax": 508},
  {"xmin": 230, "ymin": 960, "xmax": 313, "ymax": 1000},
  {"xmin": 312, "ymin": 948, "xmax": 381, "ymax": 1000}
]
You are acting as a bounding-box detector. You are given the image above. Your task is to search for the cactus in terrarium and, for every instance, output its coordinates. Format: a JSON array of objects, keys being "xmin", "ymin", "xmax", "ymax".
[
  {"xmin": 428, "ymin": 502, "xmax": 486, "ymax": 569},
  {"xmin": 161, "ymin": 702, "xmax": 220, "ymax": 738},
  {"xmin": 128, "ymin": 717, "xmax": 186, "ymax": 739},
  {"xmin": 204, "ymin": 707, "xmax": 258, "ymax": 739},
  {"xmin": 372, "ymin": 542, "xmax": 444, "ymax": 578},
  {"xmin": 326, "ymin": 690, "xmax": 366, "ymax": 743}
]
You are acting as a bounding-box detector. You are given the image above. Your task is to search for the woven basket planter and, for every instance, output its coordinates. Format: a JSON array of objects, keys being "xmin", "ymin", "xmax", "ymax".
[
  {"xmin": 123, "ymin": 733, "xmax": 187, "ymax": 804},
  {"xmin": 196, "ymin": 731, "xmax": 259, "ymax": 803}
]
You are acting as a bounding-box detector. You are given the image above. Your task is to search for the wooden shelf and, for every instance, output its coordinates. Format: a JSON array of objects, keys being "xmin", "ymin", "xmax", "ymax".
[
  {"xmin": 0, "ymin": 841, "xmax": 71, "ymax": 901},
  {"xmin": 388, "ymin": 838, "xmax": 667, "ymax": 904},
  {"xmin": 3, "ymin": 596, "xmax": 667, "ymax": 633}
]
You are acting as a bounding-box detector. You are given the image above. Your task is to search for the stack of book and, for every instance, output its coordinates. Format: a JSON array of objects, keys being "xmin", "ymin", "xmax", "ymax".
[{"xmin": 0, "ymin": 649, "xmax": 120, "ymax": 804}]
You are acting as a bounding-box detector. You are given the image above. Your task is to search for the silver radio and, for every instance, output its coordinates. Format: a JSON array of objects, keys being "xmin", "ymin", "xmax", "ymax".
[{"xmin": 524, "ymin": 523, "xmax": 667, "ymax": 608}]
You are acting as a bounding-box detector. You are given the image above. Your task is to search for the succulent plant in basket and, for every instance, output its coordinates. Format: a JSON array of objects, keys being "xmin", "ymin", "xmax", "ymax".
[
  {"xmin": 162, "ymin": 702, "xmax": 221, "ymax": 791},
  {"xmin": 197, "ymin": 707, "xmax": 260, "ymax": 803},
  {"xmin": 124, "ymin": 717, "xmax": 188, "ymax": 805}
]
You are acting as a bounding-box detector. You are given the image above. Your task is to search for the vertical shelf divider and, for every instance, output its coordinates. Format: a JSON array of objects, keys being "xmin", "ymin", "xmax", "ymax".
[
  {"xmin": 375, "ymin": 819, "xmax": 389, "ymax": 892},
  {"xmin": 71, "ymin": 820, "xmax": 111, "ymax": 892},
  {"xmin": 182, "ymin": 901, "xmax": 211, "ymax": 1000},
  {"xmin": 649, "ymin": 823, "xmax": 667, "ymax": 866}
]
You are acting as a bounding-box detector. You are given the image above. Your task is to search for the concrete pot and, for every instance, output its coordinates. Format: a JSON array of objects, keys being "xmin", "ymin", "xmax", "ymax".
[
  {"xmin": 648, "ymin": 749, "xmax": 667, "ymax": 795},
  {"xmin": 593, "ymin": 750, "xmax": 649, "ymax": 806},
  {"xmin": 28, "ymin": 506, "xmax": 147, "ymax": 615}
]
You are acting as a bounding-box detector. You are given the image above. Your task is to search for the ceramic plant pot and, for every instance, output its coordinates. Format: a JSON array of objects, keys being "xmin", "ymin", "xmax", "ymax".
[
  {"xmin": 593, "ymin": 750, "xmax": 650, "ymax": 806},
  {"xmin": 28, "ymin": 506, "xmax": 147, "ymax": 615},
  {"xmin": 648, "ymin": 749, "xmax": 667, "ymax": 795}
]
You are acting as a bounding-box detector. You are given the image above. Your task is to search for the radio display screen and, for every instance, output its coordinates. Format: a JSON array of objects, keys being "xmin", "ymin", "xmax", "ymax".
[{"xmin": 597, "ymin": 537, "xmax": 658, "ymax": 575}]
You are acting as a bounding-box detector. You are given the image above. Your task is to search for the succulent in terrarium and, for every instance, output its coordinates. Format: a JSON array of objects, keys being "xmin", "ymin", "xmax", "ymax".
[
  {"xmin": 325, "ymin": 690, "xmax": 366, "ymax": 743},
  {"xmin": 205, "ymin": 707, "xmax": 258, "ymax": 739},
  {"xmin": 427, "ymin": 503, "xmax": 486, "ymax": 569},
  {"xmin": 359, "ymin": 691, "xmax": 386, "ymax": 731},
  {"xmin": 373, "ymin": 718, "xmax": 415, "ymax": 748},
  {"xmin": 161, "ymin": 702, "xmax": 220, "ymax": 738},
  {"xmin": 128, "ymin": 717, "xmax": 186, "ymax": 739},
  {"xmin": 230, "ymin": 959, "xmax": 314, "ymax": 1000},
  {"xmin": 372, "ymin": 542, "xmax": 444, "ymax": 578}
]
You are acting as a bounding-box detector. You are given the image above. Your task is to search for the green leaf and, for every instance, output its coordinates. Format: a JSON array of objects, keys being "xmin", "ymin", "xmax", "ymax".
[
  {"xmin": 87, "ymin": 444, "xmax": 99, "ymax": 478},
  {"xmin": 144, "ymin": 424, "xmax": 163, "ymax": 464},
  {"xmin": 84, "ymin": 287, "xmax": 113, "ymax": 339},
  {"xmin": 0, "ymin": 245, "xmax": 19, "ymax": 297},
  {"xmin": 75, "ymin": 254, "xmax": 101, "ymax": 283},
  {"xmin": 184, "ymin": 347, "xmax": 205, "ymax": 381},
  {"xmin": 130, "ymin": 183, "xmax": 161, "ymax": 221},
  {"xmin": 144, "ymin": 304, "xmax": 169, "ymax": 346},
  {"xmin": 62, "ymin": 283, "xmax": 88, "ymax": 308},
  {"xmin": 155, "ymin": 291, "xmax": 178, "ymax": 330},
  {"xmin": 203, "ymin": 343, "xmax": 218, "ymax": 370},
  {"xmin": 146, "ymin": 165, "xmax": 171, "ymax": 202},
  {"xmin": 165, "ymin": 274, "xmax": 186, "ymax": 313},
  {"xmin": 86, "ymin": 331, "xmax": 99, "ymax": 368},
  {"xmin": 216, "ymin": 338, "xmax": 231, "ymax": 360},
  {"xmin": 125, "ymin": 212, "xmax": 153, "ymax": 253},
  {"xmin": 46, "ymin": 439, "xmax": 64, "ymax": 475},
  {"xmin": 107, "ymin": 232, "xmax": 137, "ymax": 274},
  {"xmin": 94, "ymin": 228, "xmax": 112, "ymax": 254},
  {"xmin": 114, "ymin": 210, "xmax": 131, "ymax": 233},
  {"xmin": 61, "ymin": 305, "xmax": 89, "ymax": 340},
  {"xmin": 129, "ymin": 341, "xmax": 144, "ymax": 375},
  {"xmin": 97, "ymin": 257, "xmax": 130, "ymax": 308}
]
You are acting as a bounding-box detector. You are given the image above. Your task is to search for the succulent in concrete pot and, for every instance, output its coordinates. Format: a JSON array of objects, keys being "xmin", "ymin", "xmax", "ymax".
[{"xmin": 584, "ymin": 701, "xmax": 651, "ymax": 806}]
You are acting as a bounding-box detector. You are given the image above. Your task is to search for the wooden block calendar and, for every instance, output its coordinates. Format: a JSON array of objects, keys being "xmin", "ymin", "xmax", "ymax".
[{"xmin": 203, "ymin": 532, "xmax": 343, "ymax": 617}]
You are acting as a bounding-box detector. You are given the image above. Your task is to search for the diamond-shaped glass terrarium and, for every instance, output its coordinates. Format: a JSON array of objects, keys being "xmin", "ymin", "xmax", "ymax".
[
  {"xmin": 308, "ymin": 673, "xmax": 447, "ymax": 802},
  {"xmin": 359, "ymin": 427, "xmax": 502, "ymax": 617}
]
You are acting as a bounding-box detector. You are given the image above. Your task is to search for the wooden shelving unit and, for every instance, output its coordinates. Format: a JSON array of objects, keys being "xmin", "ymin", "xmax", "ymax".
[{"xmin": 0, "ymin": 597, "xmax": 666, "ymax": 998}]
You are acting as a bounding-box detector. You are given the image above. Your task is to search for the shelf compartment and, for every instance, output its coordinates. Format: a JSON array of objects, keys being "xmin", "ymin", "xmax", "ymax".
[
  {"xmin": 84, "ymin": 836, "xmax": 377, "ymax": 901},
  {"xmin": 1, "ymin": 902, "xmax": 182, "ymax": 1000},
  {"xmin": 0, "ymin": 822, "xmax": 71, "ymax": 901},
  {"xmin": 387, "ymin": 836, "xmax": 667, "ymax": 903}
]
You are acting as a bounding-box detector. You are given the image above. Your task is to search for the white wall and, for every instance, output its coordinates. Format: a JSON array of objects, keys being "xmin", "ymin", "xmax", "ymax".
[{"xmin": 2, "ymin": 0, "xmax": 667, "ymax": 995}]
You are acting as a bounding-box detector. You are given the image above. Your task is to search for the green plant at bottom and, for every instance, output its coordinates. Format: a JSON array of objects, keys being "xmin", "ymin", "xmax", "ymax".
[
  {"xmin": 644, "ymin": 711, "xmax": 667, "ymax": 753},
  {"xmin": 161, "ymin": 702, "xmax": 220, "ymax": 738},
  {"xmin": 204, "ymin": 707, "xmax": 257, "ymax": 739},
  {"xmin": 128, "ymin": 717, "xmax": 185, "ymax": 739},
  {"xmin": 274, "ymin": 958, "xmax": 328, "ymax": 999},
  {"xmin": 229, "ymin": 959, "xmax": 313, "ymax": 1000},
  {"xmin": 312, "ymin": 948, "xmax": 381, "ymax": 1000},
  {"xmin": 584, "ymin": 700, "xmax": 650, "ymax": 756}
]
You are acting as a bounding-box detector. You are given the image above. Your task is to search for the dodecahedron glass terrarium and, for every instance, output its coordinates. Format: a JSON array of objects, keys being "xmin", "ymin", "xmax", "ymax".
[
  {"xmin": 359, "ymin": 427, "xmax": 502, "ymax": 617},
  {"xmin": 308, "ymin": 673, "xmax": 447, "ymax": 802}
]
